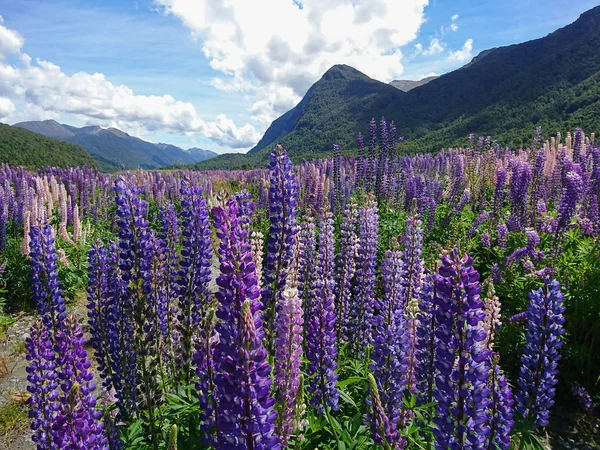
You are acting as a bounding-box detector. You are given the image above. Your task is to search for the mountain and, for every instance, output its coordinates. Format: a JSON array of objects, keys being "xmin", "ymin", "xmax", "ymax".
[
  {"xmin": 0, "ymin": 123, "xmax": 97, "ymax": 169},
  {"xmin": 197, "ymin": 5, "xmax": 600, "ymax": 170},
  {"xmin": 389, "ymin": 76, "xmax": 438, "ymax": 92},
  {"xmin": 13, "ymin": 120, "xmax": 217, "ymax": 171}
]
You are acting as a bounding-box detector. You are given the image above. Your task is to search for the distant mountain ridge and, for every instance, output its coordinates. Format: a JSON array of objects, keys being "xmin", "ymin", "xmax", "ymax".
[
  {"xmin": 389, "ymin": 76, "xmax": 438, "ymax": 92},
  {"xmin": 194, "ymin": 5, "xmax": 600, "ymax": 170},
  {"xmin": 13, "ymin": 120, "xmax": 217, "ymax": 171},
  {"xmin": 0, "ymin": 123, "xmax": 97, "ymax": 169}
]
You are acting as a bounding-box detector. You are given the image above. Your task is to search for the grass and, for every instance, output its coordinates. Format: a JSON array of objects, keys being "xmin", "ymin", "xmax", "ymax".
[{"xmin": 0, "ymin": 400, "xmax": 29, "ymax": 445}]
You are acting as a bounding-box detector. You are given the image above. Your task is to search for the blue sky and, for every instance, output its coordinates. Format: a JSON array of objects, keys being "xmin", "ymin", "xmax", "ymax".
[{"xmin": 0, "ymin": 0, "xmax": 597, "ymax": 153}]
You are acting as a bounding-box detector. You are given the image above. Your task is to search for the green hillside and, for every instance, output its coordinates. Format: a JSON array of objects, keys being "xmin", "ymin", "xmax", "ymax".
[{"xmin": 0, "ymin": 123, "xmax": 97, "ymax": 169}]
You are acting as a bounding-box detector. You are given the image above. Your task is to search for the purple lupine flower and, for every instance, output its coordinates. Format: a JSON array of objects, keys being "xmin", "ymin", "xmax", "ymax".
[
  {"xmin": 556, "ymin": 171, "xmax": 583, "ymax": 234},
  {"xmin": 509, "ymin": 311, "xmax": 528, "ymax": 324},
  {"xmin": 26, "ymin": 319, "xmax": 60, "ymax": 450},
  {"xmin": 481, "ymin": 232, "xmax": 492, "ymax": 248},
  {"xmin": 402, "ymin": 209, "xmax": 425, "ymax": 394},
  {"xmin": 515, "ymin": 278, "xmax": 565, "ymax": 428},
  {"xmin": 219, "ymin": 299, "xmax": 280, "ymax": 450},
  {"xmin": 493, "ymin": 167, "xmax": 507, "ymax": 220},
  {"xmin": 416, "ymin": 271, "xmax": 437, "ymax": 404},
  {"xmin": 262, "ymin": 145, "xmax": 299, "ymax": 353},
  {"xmin": 367, "ymin": 118, "xmax": 378, "ymax": 191},
  {"xmin": 158, "ymin": 204, "xmax": 180, "ymax": 377},
  {"xmin": 491, "ymin": 263, "xmax": 503, "ymax": 284},
  {"xmin": 357, "ymin": 133, "xmax": 366, "ymax": 188},
  {"xmin": 333, "ymin": 144, "xmax": 341, "ymax": 212},
  {"xmin": 212, "ymin": 196, "xmax": 279, "ymax": 449},
  {"xmin": 29, "ymin": 223, "xmax": 67, "ymax": 333},
  {"xmin": 306, "ymin": 212, "xmax": 339, "ymax": 412},
  {"xmin": 367, "ymin": 374, "xmax": 404, "ymax": 450},
  {"xmin": 376, "ymin": 118, "xmax": 388, "ymax": 199},
  {"xmin": 571, "ymin": 382, "xmax": 593, "ymax": 413},
  {"xmin": 486, "ymin": 353, "xmax": 514, "ymax": 450},
  {"xmin": 335, "ymin": 201, "xmax": 359, "ymax": 340},
  {"xmin": 497, "ymin": 222, "xmax": 509, "ymax": 248},
  {"xmin": 370, "ymin": 242, "xmax": 407, "ymax": 430},
  {"xmin": 468, "ymin": 211, "xmax": 489, "ymax": 237},
  {"xmin": 298, "ymin": 218, "xmax": 317, "ymax": 329},
  {"xmin": 433, "ymin": 249, "xmax": 490, "ymax": 449},
  {"xmin": 349, "ymin": 195, "xmax": 378, "ymax": 356},
  {"xmin": 87, "ymin": 242, "xmax": 118, "ymax": 392},
  {"xmin": 274, "ymin": 286, "xmax": 304, "ymax": 445},
  {"xmin": 508, "ymin": 161, "xmax": 532, "ymax": 232},
  {"xmin": 505, "ymin": 228, "xmax": 540, "ymax": 265},
  {"xmin": 52, "ymin": 315, "xmax": 107, "ymax": 449},
  {"xmin": 176, "ymin": 179, "xmax": 213, "ymax": 384}
]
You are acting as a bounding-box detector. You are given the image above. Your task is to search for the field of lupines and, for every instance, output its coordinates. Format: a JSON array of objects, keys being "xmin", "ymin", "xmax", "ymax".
[{"xmin": 0, "ymin": 120, "xmax": 599, "ymax": 449}]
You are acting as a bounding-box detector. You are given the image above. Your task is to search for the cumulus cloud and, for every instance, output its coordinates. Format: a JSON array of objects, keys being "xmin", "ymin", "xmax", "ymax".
[
  {"xmin": 0, "ymin": 16, "xmax": 24, "ymax": 59},
  {"xmin": 451, "ymin": 14, "xmax": 459, "ymax": 21},
  {"xmin": 422, "ymin": 38, "xmax": 445, "ymax": 55},
  {"xmin": 448, "ymin": 38, "xmax": 473, "ymax": 62},
  {"xmin": 0, "ymin": 20, "xmax": 260, "ymax": 149},
  {"xmin": 0, "ymin": 97, "xmax": 15, "ymax": 120},
  {"xmin": 155, "ymin": 0, "xmax": 429, "ymax": 124}
]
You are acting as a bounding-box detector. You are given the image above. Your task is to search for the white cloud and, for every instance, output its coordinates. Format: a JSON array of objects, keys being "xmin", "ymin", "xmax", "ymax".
[
  {"xmin": 155, "ymin": 0, "xmax": 429, "ymax": 124},
  {"xmin": 450, "ymin": 23, "xmax": 458, "ymax": 32},
  {"xmin": 0, "ymin": 97, "xmax": 15, "ymax": 120},
  {"xmin": 448, "ymin": 38, "xmax": 473, "ymax": 62},
  {"xmin": 422, "ymin": 38, "xmax": 444, "ymax": 55},
  {"xmin": 451, "ymin": 14, "xmax": 459, "ymax": 21},
  {"xmin": 0, "ymin": 16, "xmax": 25, "ymax": 59},
  {"xmin": 0, "ymin": 20, "xmax": 260, "ymax": 149}
]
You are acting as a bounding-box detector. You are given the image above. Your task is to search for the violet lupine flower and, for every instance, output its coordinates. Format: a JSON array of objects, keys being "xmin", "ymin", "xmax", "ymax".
[
  {"xmin": 433, "ymin": 249, "xmax": 490, "ymax": 449},
  {"xmin": 492, "ymin": 167, "xmax": 507, "ymax": 220},
  {"xmin": 212, "ymin": 197, "xmax": 279, "ymax": 449},
  {"xmin": 367, "ymin": 374, "xmax": 403, "ymax": 450},
  {"xmin": 177, "ymin": 179, "xmax": 213, "ymax": 384},
  {"xmin": 274, "ymin": 286, "xmax": 304, "ymax": 445},
  {"xmin": 370, "ymin": 243, "xmax": 407, "ymax": 430},
  {"xmin": 53, "ymin": 314, "xmax": 107, "ymax": 449},
  {"xmin": 508, "ymin": 161, "xmax": 532, "ymax": 232},
  {"xmin": 402, "ymin": 209, "xmax": 425, "ymax": 394},
  {"xmin": 158, "ymin": 204, "xmax": 180, "ymax": 376},
  {"xmin": 453, "ymin": 187, "xmax": 471, "ymax": 214},
  {"xmin": 376, "ymin": 118, "xmax": 388, "ymax": 199},
  {"xmin": 491, "ymin": 263, "xmax": 503, "ymax": 284},
  {"xmin": 306, "ymin": 212, "xmax": 340, "ymax": 412},
  {"xmin": 262, "ymin": 145, "xmax": 299, "ymax": 353},
  {"xmin": 415, "ymin": 271, "xmax": 437, "ymax": 404},
  {"xmin": 350, "ymin": 195, "xmax": 379, "ymax": 356},
  {"xmin": 505, "ymin": 228, "xmax": 540, "ymax": 265},
  {"xmin": 556, "ymin": 171, "xmax": 583, "ymax": 234},
  {"xmin": 573, "ymin": 128, "xmax": 584, "ymax": 163},
  {"xmin": 87, "ymin": 242, "xmax": 118, "ymax": 391},
  {"xmin": 29, "ymin": 223, "xmax": 66, "ymax": 334},
  {"xmin": 516, "ymin": 278, "xmax": 565, "ymax": 428},
  {"xmin": 497, "ymin": 222, "xmax": 509, "ymax": 248},
  {"xmin": 367, "ymin": 118, "xmax": 378, "ymax": 190},
  {"xmin": 486, "ymin": 353, "xmax": 514, "ymax": 450},
  {"xmin": 571, "ymin": 382, "xmax": 593, "ymax": 413},
  {"xmin": 26, "ymin": 319, "xmax": 60, "ymax": 450},
  {"xmin": 335, "ymin": 201, "xmax": 359, "ymax": 340},
  {"xmin": 297, "ymin": 218, "xmax": 317, "ymax": 327},
  {"xmin": 481, "ymin": 232, "xmax": 492, "ymax": 248},
  {"xmin": 357, "ymin": 133, "xmax": 366, "ymax": 188},
  {"xmin": 333, "ymin": 144, "xmax": 341, "ymax": 212}
]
